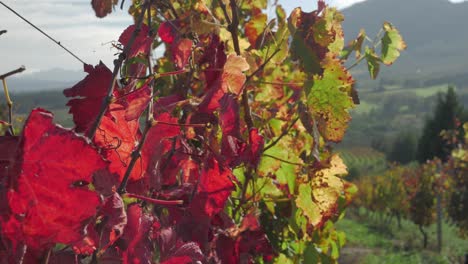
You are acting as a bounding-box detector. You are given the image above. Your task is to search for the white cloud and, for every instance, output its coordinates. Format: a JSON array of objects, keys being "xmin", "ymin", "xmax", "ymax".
[
  {"xmin": 0, "ymin": 0, "xmax": 132, "ymax": 74},
  {"xmin": 327, "ymin": 0, "xmax": 367, "ymax": 9}
]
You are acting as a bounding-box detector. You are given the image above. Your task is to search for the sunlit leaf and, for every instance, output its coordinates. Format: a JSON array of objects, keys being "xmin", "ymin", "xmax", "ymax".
[
  {"xmin": 1, "ymin": 109, "xmax": 105, "ymax": 251},
  {"xmin": 91, "ymin": 0, "xmax": 118, "ymax": 18},
  {"xmin": 381, "ymin": 22, "xmax": 406, "ymax": 65},
  {"xmin": 307, "ymin": 56, "xmax": 355, "ymax": 142},
  {"xmin": 365, "ymin": 47, "xmax": 381, "ymax": 79}
]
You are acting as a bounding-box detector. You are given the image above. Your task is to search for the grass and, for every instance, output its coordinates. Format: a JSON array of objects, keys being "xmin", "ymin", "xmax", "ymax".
[
  {"xmin": 363, "ymin": 251, "xmax": 449, "ymax": 264},
  {"xmin": 411, "ymin": 85, "xmax": 457, "ymax": 97},
  {"xmin": 358, "ymin": 84, "xmax": 468, "ymax": 105},
  {"xmin": 336, "ymin": 210, "xmax": 468, "ymax": 264},
  {"xmin": 359, "ymin": 84, "xmax": 452, "ymax": 98}
]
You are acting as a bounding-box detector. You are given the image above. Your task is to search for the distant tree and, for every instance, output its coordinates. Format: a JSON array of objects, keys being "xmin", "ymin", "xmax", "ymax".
[
  {"xmin": 388, "ymin": 131, "xmax": 417, "ymax": 164},
  {"xmin": 375, "ymin": 78, "xmax": 385, "ymax": 92},
  {"xmin": 371, "ymin": 135, "xmax": 387, "ymax": 153},
  {"xmin": 407, "ymin": 163, "xmax": 438, "ymax": 248},
  {"xmin": 447, "ymin": 123, "xmax": 468, "ymax": 237},
  {"xmin": 417, "ymin": 86, "xmax": 464, "ymax": 163}
]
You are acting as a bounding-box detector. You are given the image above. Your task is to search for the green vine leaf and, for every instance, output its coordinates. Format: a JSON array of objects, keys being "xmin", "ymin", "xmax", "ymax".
[
  {"xmin": 381, "ymin": 21, "xmax": 407, "ymax": 65},
  {"xmin": 341, "ymin": 29, "xmax": 366, "ymax": 60},
  {"xmin": 365, "ymin": 47, "xmax": 381, "ymax": 79},
  {"xmin": 307, "ymin": 56, "xmax": 355, "ymax": 142}
]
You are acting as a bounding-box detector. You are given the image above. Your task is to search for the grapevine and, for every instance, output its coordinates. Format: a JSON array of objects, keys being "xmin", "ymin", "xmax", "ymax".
[{"xmin": 0, "ymin": 0, "xmax": 405, "ymax": 263}]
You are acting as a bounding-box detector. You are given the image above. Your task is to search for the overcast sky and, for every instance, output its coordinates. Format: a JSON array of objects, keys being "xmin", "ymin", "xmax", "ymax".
[{"xmin": 0, "ymin": 0, "xmax": 466, "ymax": 77}]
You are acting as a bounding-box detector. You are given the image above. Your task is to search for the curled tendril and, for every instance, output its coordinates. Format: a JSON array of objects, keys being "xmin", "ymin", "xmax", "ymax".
[{"xmin": 97, "ymin": 127, "xmax": 127, "ymax": 167}]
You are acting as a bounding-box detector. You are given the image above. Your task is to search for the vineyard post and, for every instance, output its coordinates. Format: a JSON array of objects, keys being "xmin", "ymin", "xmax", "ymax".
[
  {"xmin": 436, "ymin": 161, "xmax": 443, "ymax": 253},
  {"xmin": 0, "ymin": 66, "xmax": 26, "ymax": 135},
  {"xmin": 436, "ymin": 193, "xmax": 442, "ymax": 252}
]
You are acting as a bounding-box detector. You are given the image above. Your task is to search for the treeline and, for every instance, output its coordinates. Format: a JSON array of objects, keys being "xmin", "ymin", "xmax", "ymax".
[{"xmin": 369, "ymin": 87, "xmax": 466, "ymax": 164}]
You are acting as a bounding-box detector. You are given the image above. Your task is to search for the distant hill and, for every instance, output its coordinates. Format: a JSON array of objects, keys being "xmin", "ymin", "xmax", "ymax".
[
  {"xmin": 6, "ymin": 68, "xmax": 84, "ymax": 93},
  {"xmin": 6, "ymin": 0, "xmax": 468, "ymax": 91},
  {"xmin": 341, "ymin": 0, "xmax": 468, "ymax": 87}
]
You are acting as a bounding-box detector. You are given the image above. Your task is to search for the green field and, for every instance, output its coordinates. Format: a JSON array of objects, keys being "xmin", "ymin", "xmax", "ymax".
[
  {"xmin": 359, "ymin": 84, "xmax": 458, "ymax": 98},
  {"xmin": 338, "ymin": 147, "xmax": 388, "ymax": 178},
  {"xmin": 336, "ymin": 210, "xmax": 468, "ymax": 264}
]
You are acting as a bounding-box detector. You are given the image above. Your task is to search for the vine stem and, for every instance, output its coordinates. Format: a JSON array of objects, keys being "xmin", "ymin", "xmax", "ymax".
[
  {"xmin": 245, "ymin": 49, "xmax": 281, "ymax": 83},
  {"xmin": 254, "ymin": 81, "xmax": 304, "ymax": 86},
  {"xmin": 117, "ymin": 3, "xmax": 156, "ymax": 195},
  {"xmin": 146, "ymin": 2, "xmax": 155, "ymax": 124},
  {"xmin": 126, "ymin": 193, "xmax": 184, "ymax": 206},
  {"xmin": 116, "ymin": 6, "xmax": 193, "ymax": 194},
  {"xmin": 86, "ymin": 1, "xmax": 149, "ymax": 140},
  {"xmin": 347, "ymin": 28, "xmax": 383, "ymax": 72},
  {"xmin": 263, "ymin": 154, "xmax": 303, "ymax": 166},
  {"xmin": 346, "ymin": 54, "xmax": 366, "ymax": 71},
  {"xmin": 154, "ymin": 121, "xmax": 206, "ymax": 127},
  {"xmin": 218, "ymin": 0, "xmax": 255, "ymax": 130},
  {"xmin": 264, "ymin": 116, "xmax": 299, "ymax": 151},
  {"xmin": 0, "ymin": 66, "xmax": 25, "ymax": 79},
  {"xmin": 117, "ymin": 119, "xmax": 152, "ymax": 194},
  {"xmin": 219, "ymin": 0, "xmax": 268, "ymax": 218},
  {"xmin": 41, "ymin": 248, "xmax": 51, "ymax": 264},
  {"xmin": 232, "ymin": 167, "xmax": 252, "ymax": 217},
  {"xmin": 1, "ymin": 66, "xmax": 25, "ymax": 135}
]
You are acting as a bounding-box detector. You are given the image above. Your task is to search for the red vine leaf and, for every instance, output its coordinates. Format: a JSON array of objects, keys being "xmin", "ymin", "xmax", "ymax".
[
  {"xmin": 247, "ymin": 128, "xmax": 264, "ymax": 167},
  {"xmin": 64, "ymin": 62, "xmax": 114, "ymax": 133},
  {"xmin": 0, "ymin": 136, "xmax": 18, "ymax": 183},
  {"xmin": 95, "ymin": 103, "xmax": 142, "ymax": 182},
  {"xmin": 153, "ymin": 94, "xmax": 185, "ymax": 114},
  {"xmin": 91, "ymin": 0, "xmax": 118, "ymax": 18},
  {"xmin": 121, "ymin": 204, "xmax": 155, "ymax": 264},
  {"xmin": 216, "ymin": 214, "xmax": 274, "ymax": 263},
  {"xmin": 157, "ymin": 227, "xmax": 204, "ymax": 264},
  {"xmin": 1, "ymin": 109, "xmax": 105, "ymax": 251},
  {"xmin": 245, "ymin": 13, "xmax": 267, "ymax": 47},
  {"xmin": 119, "ymin": 24, "xmax": 153, "ymax": 58},
  {"xmin": 221, "ymin": 54, "xmax": 250, "ymax": 95},
  {"xmin": 219, "ymin": 94, "xmax": 245, "ymax": 165},
  {"xmin": 71, "ymin": 224, "xmax": 99, "ymax": 255},
  {"xmin": 116, "ymin": 85, "xmax": 152, "ymax": 121},
  {"xmin": 190, "ymin": 156, "xmax": 235, "ymax": 217},
  {"xmin": 158, "ymin": 21, "xmax": 192, "ymax": 69},
  {"xmin": 158, "ymin": 21, "xmax": 178, "ymax": 44},
  {"xmin": 143, "ymin": 113, "xmax": 181, "ymax": 187},
  {"xmin": 200, "ymin": 35, "xmax": 227, "ymax": 89},
  {"xmin": 99, "ymin": 193, "xmax": 127, "ymax": 251},
  {"xmin": 171, "ymin": 38, "xmax": 193, "ymax": 69}
]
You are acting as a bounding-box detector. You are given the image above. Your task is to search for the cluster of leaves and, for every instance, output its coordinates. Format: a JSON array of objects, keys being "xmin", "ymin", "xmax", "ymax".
[
  {"xmin": 447, "ymin": 123, "xmax": 468, "ymax": 237},
  {"xmin": 340, "ymin": 21, "xmax": 406, "ymax": 79},
  {"xmin": 353, "ymin": 159, "xmax": 452, "ymax": 247},
  {"xmin": 353, "ymin": 88, "xmax": 467, "ymax": 246},
  {"xmin": 0, "ymin": 0, "xmax": 404, "ymax": 263},
  {"xmin": 353, "ymin": 165, "xmax": 414, "ymax": 219}
]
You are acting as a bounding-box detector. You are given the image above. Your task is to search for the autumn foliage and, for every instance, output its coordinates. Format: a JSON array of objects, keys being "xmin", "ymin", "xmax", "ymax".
[{"xmin": 0, "ymin": 0, "xmax": 405, "ymax": 263}]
